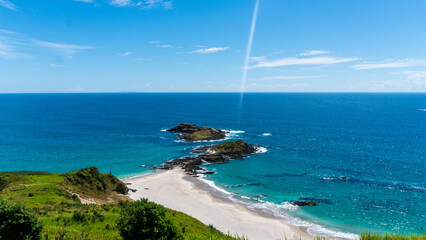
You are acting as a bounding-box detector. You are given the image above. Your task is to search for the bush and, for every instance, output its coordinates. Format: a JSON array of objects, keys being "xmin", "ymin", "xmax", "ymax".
[
  {"xmin": 71, "ymin": 211, "xmax": 88, "ymax": 222},
  {"xmin": 116, "ymin": 198, "xmax": 182, "ymax": 240},
  {"xmin": 115, "ymin": 182, "xmax": 128, "ymax": 194},
  {"xmin": 0, "ymin": 199, "xmax": 42, "ymax": 240}
]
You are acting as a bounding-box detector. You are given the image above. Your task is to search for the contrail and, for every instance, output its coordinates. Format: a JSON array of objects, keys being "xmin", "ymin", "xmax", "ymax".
[{"xmin": 238, "ymin": 0, "xmax": 259, "ymax": 120}]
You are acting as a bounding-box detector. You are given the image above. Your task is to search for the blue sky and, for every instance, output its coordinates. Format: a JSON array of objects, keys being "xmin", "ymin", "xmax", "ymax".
[{"xmin": 1, "ymin": 0, "xmax": 426, "ymax": 93}]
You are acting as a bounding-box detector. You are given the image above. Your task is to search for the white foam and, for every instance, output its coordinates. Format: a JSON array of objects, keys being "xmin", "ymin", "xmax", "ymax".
[
  {"xmin": 418, "ymin": 108, "xmax": 426, "ymax": 112},
  {"xmin": 160, "ymin": 129, "xmax": 168, "ymax": 132},
  {"xmin": 256, "ymin": 147, "xmax": 268, "ymax": 153},
  {"xmin": 262, "ymin": 133, "xmax": 272, "ymax": 136},
  {"xmin": 223, "ymin": 129, "xmax": 245, "ymax": 138},
  {"xmin": 199, "ymin": 177, "xmax": 233, "ymax": 195},
  {"xmin": 198, "ymin": 175, "xmax": 359, "ymax": 240}
]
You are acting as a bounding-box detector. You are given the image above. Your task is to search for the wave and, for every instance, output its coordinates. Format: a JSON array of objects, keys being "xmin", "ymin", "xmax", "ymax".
[
  {"xmin": 418, "ymin": 109, "xmax": 426, "ymax": 112},
  {"xmin": 191, "ymin": 129, "xmax": 245, "ymax": 143},
  {"xmin": 160, "ymin": 129, "xmax": 168, "ymax": 132},
  {"xmin": 198, "ymin": 176, "xmax": 359, "ymax": 240},
  {"xmin": 256, "ymin": 146, "xmax": 268, "ymax": 153},
  {"xmin": 261, "ymin": 133, "xmax": 272, "ymax": 136}
]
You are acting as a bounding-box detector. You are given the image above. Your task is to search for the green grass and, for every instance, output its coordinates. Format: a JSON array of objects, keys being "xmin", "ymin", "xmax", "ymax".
[
  {"xmin": 0, "ymin": 171, "xmax": 77, "ymax": 208},
  {"xmin": 1, "ymin": 168, "xmax": 244, "ymax": 240},
  {"xmin": 215, "ymin": 140, "xmax": 247, "ymax": 153},
  {"xmin": 188, "ymin": 129, "xmax": 214, "ymax": 140},
  {"xmin": 360, "ymin": 233, "xmax": 426, "ymax": 240}
]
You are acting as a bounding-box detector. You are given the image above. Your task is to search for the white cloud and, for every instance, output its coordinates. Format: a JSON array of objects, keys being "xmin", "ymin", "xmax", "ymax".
[
  {"xmin": 347, "ymin": 71, "xmax": 426, "ymax": 92},
  {"xmin": 257, "ymin": 75, "xmax": 324, "ymax": 80},
  {"xmin": 110, "ymin": 0, "xmax": 133, "ymax": 7},
  {"xmin": 149, "ymin": 40, "xmax": 161, "ymax": 44},
  {"xmin": 0, "ymin": 0, "xmax": 19, "ymax": 11},
  {"xmin": 249, "ymin": 56, "xmax": 266, "ymax": 62},
  {"xmin": 161, "ymin": 1, "xmax": 173, "ymax": 9},
  {"xmin": 249, "ymin": 56, "xmax": 357, "ymax": 69},
  {"xmin": 393, "ymin": 71, "xmax": 426, "ymax": 82},
  {"xmin": 300, "ymin": 50, "xmax": 330, "ymax": 56},
  {"xmin": 352, "ymin": 59, "xmax": 426, "ymax": 70},
  {"xmin": 156, "ymin": 44, "xmax": 172, "ymax": 48},
  {"xmin": 110, "ymin": 0, "xmax": 173, "ymax": 9},
  {"xmin": 245, "ymin": 83, "xmax": 308, "ymax": 92},
  {"xmin": 135, "ymin": 57, "xmax": 151, "ymax": 61},
  {"xmin": 34, "ymin": 40, "xmax": 94, "ymax": 57},
  {"xmin": 117, "ymin": 51, "xmax": 132, "ymax": 56},
  {"xmin": 191, "ymin": 47, "xmax": 230, "ymax": 54},
  {"xmin": 0, "ymin": 29, "xmax": 18, "ymax": 35}
]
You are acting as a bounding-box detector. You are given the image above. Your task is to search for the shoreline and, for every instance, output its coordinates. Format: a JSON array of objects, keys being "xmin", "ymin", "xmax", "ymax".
[{"xmin": 123, "ymin": 168, "xmax": 316, "ymax": 240}]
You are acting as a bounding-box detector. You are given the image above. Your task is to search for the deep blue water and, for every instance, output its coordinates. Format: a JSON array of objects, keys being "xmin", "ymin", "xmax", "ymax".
[{"xmin": 0, "ymin": 93, "xmax": 425, "ymax": 237}]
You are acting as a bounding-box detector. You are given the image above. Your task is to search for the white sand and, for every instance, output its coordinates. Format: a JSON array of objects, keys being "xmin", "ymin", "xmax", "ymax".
[{"xmin": 124, "ymin": 168, "xmax": 313, "ymax": 240}]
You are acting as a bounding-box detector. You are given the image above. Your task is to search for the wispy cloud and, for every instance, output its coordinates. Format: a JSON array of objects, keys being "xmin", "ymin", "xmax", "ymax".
[
  {"xmin": 191, "ymin": 47, "xmax": 230, "ymax": 54},
  {"xmin": 0, "ymin": 0, "xmax": 19, "ymax": 11},
  {"xmin": 34, "ymin": 40, "xmax": 94, "ymax": 57},
  {"xmin": 352, "ymin": 59, "xmax": 426, "ymax": 70},
  {"xmin": 135, "ymin": 57, "xmax": 151, "ymax": 61},
  {"xmin": 149, "ymin": 40, "xmax": 161, "ymax": 44},
  {"xmin": 299, "ymin": 50, "xmax": 330, "ymax": 56},
  {"xmin": 117, "ymin": 51, "xmax": 132, "ymax": 56},
  {"xmin": 110, "ymin": 0, "xmax": 135, "ymax": 7},
  {"xmin": 156, "ymin": 44, "xmax": 172, "ymax": 48},
  {"xmin": 249, "ymin": 56, "xmax": 357, "ymax": 69},
  {"xmin": 109, "ymin": 0, "xmax": 173, "ymax": 9},
  {"xmin": 257, "ymin": 75, "xmax": 324, "ymax": 80},
  {"xmin": 393, "ymin": 70, "xmax": 426, "ymax": 81},
  {"xmin": 246, "ymin": 83, "xmax": 308, "ymax": 91},
  {"xmin": 249, "ymin": 56, "xmax": 266, "ymax": 62}
]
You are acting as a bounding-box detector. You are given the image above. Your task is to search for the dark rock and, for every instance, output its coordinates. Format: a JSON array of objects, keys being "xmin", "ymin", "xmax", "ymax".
[
  {"xmin": 203, "ymin": 171, "xmax": 216, "ymax": 175},
  {"xmin": 167, "ymin": 123, "xmax": 226, "ymax": 142},
  {"xmin": 129, "ymin": 188, "xmax": 137, "ymax": 192},
  {"xmin": 299, "ymin": 197, "xmax": 332, "ymax": 204},
  {"xmin": 340, "ymin": 176, "xmax": 347, "ymax": 180},
  {"xmin": 292, "ymin": 201, "xmax": 317, "ymax": 206},
  {"xmin": 155, "ymin": 140, "xmax": 260, "ymax": 176}
]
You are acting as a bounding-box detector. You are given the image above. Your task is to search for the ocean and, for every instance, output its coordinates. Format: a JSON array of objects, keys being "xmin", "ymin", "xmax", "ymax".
[{"xmin": 0, "ymin": 93, "xmax": 425, "ymax": 237}]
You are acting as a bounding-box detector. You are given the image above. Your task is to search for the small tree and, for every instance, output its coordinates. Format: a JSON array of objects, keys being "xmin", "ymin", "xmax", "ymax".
[
  {"xmin": 0, "ymin": 199, "xmax": 42, "ymax": 240},
  {"xmin": 116, "ymin": 198, "xmax": 182, "ymax": 240}
]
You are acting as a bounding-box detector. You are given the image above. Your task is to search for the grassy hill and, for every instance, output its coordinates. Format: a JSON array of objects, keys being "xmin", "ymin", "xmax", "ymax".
[{"xmin": 0, "ymin": 167, "xmax": 244, "ymax": 240}]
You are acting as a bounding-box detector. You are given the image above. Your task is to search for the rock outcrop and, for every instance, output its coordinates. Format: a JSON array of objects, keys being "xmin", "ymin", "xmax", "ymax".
[
  {"xmin": 155, "ymin": 140, "xmax": 259, "ymax": 175},
  {"xmin": 292, "ymin": 201, "xmax": 317, "ymax": 206},
  {"xmin": 167, "ymin": 123, "xmax": 227, "ymax": 142}
]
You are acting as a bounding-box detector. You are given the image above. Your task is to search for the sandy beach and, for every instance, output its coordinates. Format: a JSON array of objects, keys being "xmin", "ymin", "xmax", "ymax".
[{"xmin": 124, "ymin": 168, "xmax": 313, "ymax": 240}]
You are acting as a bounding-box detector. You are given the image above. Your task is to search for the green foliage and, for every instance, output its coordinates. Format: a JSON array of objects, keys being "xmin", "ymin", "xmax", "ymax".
[
  {"xmin": 115, "ymin": 183, "xmax": 128, "ymax": 195},
  {"xmin": 0, "ymin": 199, "xmax": 43, "ymax": 240},
  {"xmin": 188, "ymin": 130, "xmax": 213, "ymax": 140},
  {"xmin": 117, "ymin": 198, "xmax": 183, "ymax": 240},
  {"xmin": 360, "ymin": 233, "xmax": 426, "ymax": 240},
  {"xmin": 215, "ymin": 140, "xmax": 246, "ymax": 153},
  {"xmin": 62, "ymin": 167, "xmax": 128, "ymax": 198}
]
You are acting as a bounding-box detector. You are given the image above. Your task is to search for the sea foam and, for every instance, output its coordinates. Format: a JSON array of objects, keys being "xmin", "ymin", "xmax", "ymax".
[{"xmin": 198, "ymin": 174, "xmax": 359, "ymax": 240}]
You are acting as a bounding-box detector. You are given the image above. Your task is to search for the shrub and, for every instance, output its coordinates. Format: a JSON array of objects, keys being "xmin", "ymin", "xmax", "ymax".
[
  {"xmin": 115, "ymin": 182, "xmax": 128, "ymax": 194},
  {"xmin": 116, "ymin": 198, "xmax": 182, "ymax": 240},
  {"xmin": 71, "ymin": 211, "xmax": 88, "ymax": 223},
  {"xmin": 0, "ymin": 199, "xmax": 42, "ymax": 240}
]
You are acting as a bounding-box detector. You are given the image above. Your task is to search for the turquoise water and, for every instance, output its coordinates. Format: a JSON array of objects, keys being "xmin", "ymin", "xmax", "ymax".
[{"xmin": 0, "ymin": 93, "xmax": 425, "ymax": 237}]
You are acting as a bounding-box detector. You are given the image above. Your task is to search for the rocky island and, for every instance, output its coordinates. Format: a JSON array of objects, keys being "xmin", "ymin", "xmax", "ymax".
[
  {"xmin": 167, "ymin": 123, "xmax": 227, "ymax": 142},
  {"xmin": 158, "ymin": 140, "xmax": 259, "ymax": 175}
]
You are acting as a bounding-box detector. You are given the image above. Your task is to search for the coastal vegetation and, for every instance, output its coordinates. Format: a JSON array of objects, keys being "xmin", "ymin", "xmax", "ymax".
[
  {"xmin": 0, "ymin": 167, "xmax": 245, "ymax": 240},
  {"xmin": 359, "ymin": 233, "xmax": 426, "ymax": 240},
  {"xmin": 167, "ymin": 123, "xmax": 226, "ymax": 142}
]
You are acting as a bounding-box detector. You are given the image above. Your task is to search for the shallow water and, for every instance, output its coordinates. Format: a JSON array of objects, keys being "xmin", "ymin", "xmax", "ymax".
[{"xmin": 0, "ymin": 93, "xmax": 425, "ymax": 236}]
